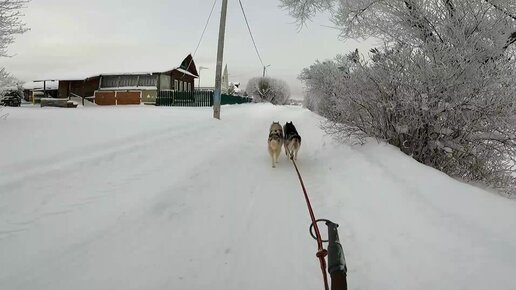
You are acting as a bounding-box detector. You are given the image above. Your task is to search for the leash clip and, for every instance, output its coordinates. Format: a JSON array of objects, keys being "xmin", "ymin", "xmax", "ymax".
[{"xmin": 309, "ymin": 219, "xmax": 334, "ymax": 242}]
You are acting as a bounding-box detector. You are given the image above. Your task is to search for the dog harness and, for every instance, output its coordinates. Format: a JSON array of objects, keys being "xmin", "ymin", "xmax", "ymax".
[
  {"xmin": 285, "ymin": 132, "xmax": 301, "ymax": 140},
  {"xmin": 269, "ymin": 132, "xmax": 282, "ymax": 142}
]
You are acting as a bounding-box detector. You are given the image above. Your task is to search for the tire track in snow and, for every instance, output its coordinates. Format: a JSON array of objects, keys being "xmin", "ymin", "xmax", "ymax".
[{"xmin": 0, "ymin": 123, "xmax": 216, "ymax": 193}]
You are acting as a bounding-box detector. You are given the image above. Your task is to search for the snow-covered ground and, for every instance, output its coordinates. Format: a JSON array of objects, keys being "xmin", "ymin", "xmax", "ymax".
[{"xmin": 1, "ymin": 104, "xmax": 515, "ymax": 290}]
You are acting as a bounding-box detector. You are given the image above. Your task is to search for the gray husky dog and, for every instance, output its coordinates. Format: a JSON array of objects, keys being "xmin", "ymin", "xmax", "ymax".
[
  {"xmin": 283, "ymin": 121, "xmax": 301, "ymax": 160},
  {"xmin": 268, "ymin": 121, "xmax": 283, "ymax": 168}
]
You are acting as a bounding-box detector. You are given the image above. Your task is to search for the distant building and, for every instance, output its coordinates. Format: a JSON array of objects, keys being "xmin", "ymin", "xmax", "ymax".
[
  {"xmin": 228, "ymin": 82, "xmax": 241, "ymax": 96},
  {"xmin": 56, "ymin": 54, "xmax": 199, "ymax": 105},
  {"xmin": 22, "ymin": 80, "xmax": 59, "ymax": 101}
]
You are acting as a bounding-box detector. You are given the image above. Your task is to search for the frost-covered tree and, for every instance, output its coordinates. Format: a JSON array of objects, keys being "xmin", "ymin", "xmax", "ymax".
[
  {"xmin": 0, "ymin": 1, "xmax": 29, "ymax": 90},
  {"xmin": 246, "ymin": 77, "xmax": 291, "ymax": 105},
  {"xmin": 0, "ymin": 68, "xmax": 17, "ymax": 89},
  {"xmin": 280, "ymin": 0, "xmax": 516, "ymax": 51},
  {"xmin": 299, "ymin": 55, "xmax": 352, "ymax": 115},
  {"xmin": 0, "ymin": 0, "xmax": 29, "ymax": 57},
  {"xmin": 284, "ymin": 0, "xmax": 516, "ymax": 195}
]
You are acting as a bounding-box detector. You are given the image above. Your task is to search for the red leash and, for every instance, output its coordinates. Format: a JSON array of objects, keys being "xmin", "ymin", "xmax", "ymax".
[{"xmin": 291, "ymin": 158, "xmax": 329, "ymax": 290}]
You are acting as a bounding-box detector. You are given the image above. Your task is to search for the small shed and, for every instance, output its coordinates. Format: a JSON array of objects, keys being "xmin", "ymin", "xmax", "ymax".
[{"xmin": 22, "ymin": 80, "xmax": 59, "ymax": 102}]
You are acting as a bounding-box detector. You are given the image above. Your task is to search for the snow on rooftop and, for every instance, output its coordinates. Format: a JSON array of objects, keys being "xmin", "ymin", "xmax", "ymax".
[
  {"xmin": 99, "ymin": 72, "xmax": 156, "ymax": 76},
  {"xmin": 174, "ymin": 68, "xmax": 198, "ymax": 78},
  {"xmin": 28, "ymin": 66, "xmax": 199, "ymax": 86},
  {"xmin": 98, "ymin": 86, "xmax": 158, "ymax": 91}
]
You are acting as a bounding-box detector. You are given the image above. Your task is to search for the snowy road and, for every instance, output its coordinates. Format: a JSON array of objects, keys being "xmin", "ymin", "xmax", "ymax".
[{"xmin": 1, "ymin": 104, "xmax": 515, "ymax": 290}]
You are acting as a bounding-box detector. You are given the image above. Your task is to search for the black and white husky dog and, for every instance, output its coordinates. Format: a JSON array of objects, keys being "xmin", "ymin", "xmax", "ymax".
[{"xmin": 283, "ymin": 121, "xmax": 301, "ymax": 160}]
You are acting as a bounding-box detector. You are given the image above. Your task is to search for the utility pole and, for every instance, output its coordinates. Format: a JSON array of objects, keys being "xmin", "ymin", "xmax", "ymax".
[
  {"xmin": 213, "ymin": 0, "xmax": 228, "ymax": 120},
  {"xmin": 262, "ymin": 64, "xmax": 271, "ymax": 78}
]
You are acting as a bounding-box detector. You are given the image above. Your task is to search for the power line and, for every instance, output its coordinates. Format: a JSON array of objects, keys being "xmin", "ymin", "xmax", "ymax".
[
  {"xmin": 238, "ymin": 0, "xmax": 265, "ymax": 68},
  {"xmin": 193, "ymin": 0, "xmax": 218, "ymax": 58},
  {"xmin": 185, "ymin": 0, "xmax": 218, "ymax": 73}
]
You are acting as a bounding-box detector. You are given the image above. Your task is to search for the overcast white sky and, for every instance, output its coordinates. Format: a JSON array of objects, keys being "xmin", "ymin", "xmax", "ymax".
[{"xmin": 1, "ymin": 0, "xmax": 374, "ymax": 97}]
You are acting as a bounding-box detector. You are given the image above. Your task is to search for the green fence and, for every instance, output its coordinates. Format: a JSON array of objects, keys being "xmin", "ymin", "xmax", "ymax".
[
  {"xmin": 156, "ymin": 90, "xmax": 252, "ymax": 107},
  {"xmin": 156, "ymin": 91, "xmax": 212, "ymax": 107},
  {"xmin": 221, "ymin": 94, "xmax": 253, "ymax": 105}
]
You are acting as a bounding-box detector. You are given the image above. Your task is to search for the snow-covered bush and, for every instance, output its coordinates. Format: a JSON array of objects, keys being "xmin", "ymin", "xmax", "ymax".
[
  {"xmin": 287, "ymin": 0, "xmax": 516, "ymax": 195},
  {"xmin": 0, "ymin": 68, "xmax": 17, "ymax": 91},
  {"xmin": 246, "ymin": 77, "xmax": 291, "ymax": 105},
  {"xmin": 299, "ymin": 55, "xmax": 351, "ymax": 116}
]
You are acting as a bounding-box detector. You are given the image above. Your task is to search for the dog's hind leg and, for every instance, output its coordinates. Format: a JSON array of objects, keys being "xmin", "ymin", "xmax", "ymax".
[
  {"xmin": 268, "ymin": 147, "xmax": 275, "ymax": 168},
  {"xmin": 287, "ymin": 145, "xmax": 293, "ymax": 160},
  {"xmin": 273, "ymin": 149, "xmax": 279, "ymax": 167}
]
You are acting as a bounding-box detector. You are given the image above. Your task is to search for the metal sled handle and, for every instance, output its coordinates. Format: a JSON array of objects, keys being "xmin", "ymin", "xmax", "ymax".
[{"xmin": 309, "ymin": 219, "xmax": 335, "ymax": 242}]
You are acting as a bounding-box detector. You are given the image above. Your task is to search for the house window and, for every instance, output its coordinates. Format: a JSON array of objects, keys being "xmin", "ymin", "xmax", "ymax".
[
  {"xmin": 118, "ymin": 75, "xmax": 139, "ymax": 87},
  {"xmin": 187, "ymin": 83, "xmax": 191, "ymax": 92},
  {"xmin": 174, "ymin": 80, "xmax": 178, "ymax": 91},
  {"xmin": 101, "ymin": 76, "xmax": 119, "ymax": 88},
  {"xmin": 139, "ymin": 75, "xmax": 157, "ymax": 87}
]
